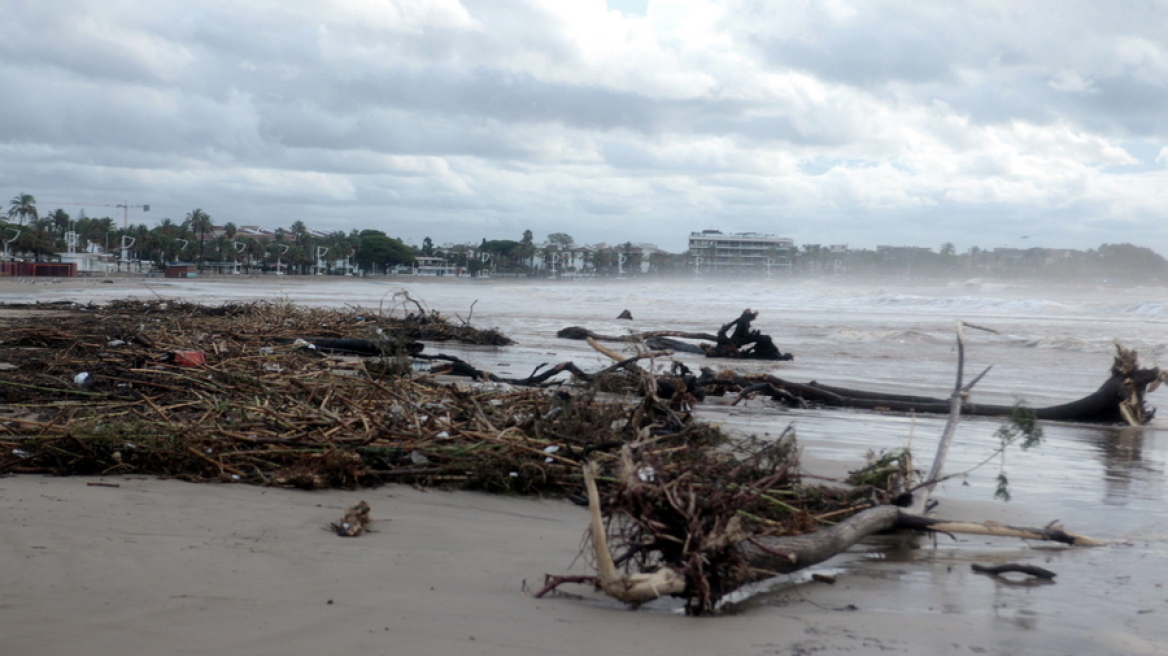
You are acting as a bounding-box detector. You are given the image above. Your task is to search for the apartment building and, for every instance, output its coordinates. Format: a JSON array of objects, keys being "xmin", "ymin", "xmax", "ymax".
[{"xmin": 687, "ymin": 230, "xmax": 794, "ymax": 274}]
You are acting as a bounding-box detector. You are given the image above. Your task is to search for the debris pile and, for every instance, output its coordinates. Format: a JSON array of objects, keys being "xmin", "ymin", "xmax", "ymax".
[
  {"xmin": 577, "ymin": 429, "xmax": 906, "ymax": 614},
  {"xmin": 0, "ymin": 299, "xmax": 719, "ymax": 494}
]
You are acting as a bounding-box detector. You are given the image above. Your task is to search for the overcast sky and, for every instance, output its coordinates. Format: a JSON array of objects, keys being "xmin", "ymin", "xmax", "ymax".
[{"xmin": 3, "ymin": 0, "xmax": 1167, "ymax": 253}]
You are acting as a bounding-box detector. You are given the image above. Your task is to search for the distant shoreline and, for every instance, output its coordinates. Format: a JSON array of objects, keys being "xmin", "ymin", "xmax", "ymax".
[{"xmin": 1, "ymin": 272, "xmax": 1164, "ymax": 305}]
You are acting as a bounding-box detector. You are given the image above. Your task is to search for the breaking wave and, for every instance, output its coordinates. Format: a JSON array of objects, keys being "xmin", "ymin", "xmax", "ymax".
[
  {"xmin": 863, "ymin": 293, "xmax": 1076, "ymax": 317},
  {"xmin": 829, "ymin": 328, "xmax": 935, "ymax": 343},
  {"xmin": 1011, "ymin": 335, "xmax": 1116, "ymax": 354},
  {"xmin": 1119, "ymin": 302, "xmax": 1165, "ymax": 317}
]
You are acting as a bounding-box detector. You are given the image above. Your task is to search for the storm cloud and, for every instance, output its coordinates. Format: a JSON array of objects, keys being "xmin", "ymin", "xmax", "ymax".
[{"xmin": 2, "ymin": 0, "xmax": 1166, "ymax": 253}]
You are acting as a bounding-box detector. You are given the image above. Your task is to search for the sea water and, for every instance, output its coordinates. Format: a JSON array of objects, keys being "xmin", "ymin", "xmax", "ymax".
[{"xmin": 14, "ymin": 275, "xmax": 1168, "ymax": 650}]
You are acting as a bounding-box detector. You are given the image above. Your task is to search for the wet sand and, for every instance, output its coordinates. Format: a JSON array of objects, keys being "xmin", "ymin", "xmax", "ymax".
[
  {"xmin": 3, "ymin": 473, "xmax": 1163, "ymax": 656},
  {"xmin": 3, "ymin": 275, "xmax": 1168, "ymax": 655}
]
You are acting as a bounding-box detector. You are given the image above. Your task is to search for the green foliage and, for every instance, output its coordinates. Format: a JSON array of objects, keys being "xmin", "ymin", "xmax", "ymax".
[
  {"xmin": 1095, "ymin": 243, "xmax": 1168, "ymax": 280},
  {"xmin": 991, "ymin": 403, "xmax": 1043, "ymax": 502},
  {"xmin": 547, "ymin": 232, "xmax": 575, "ymax": 248},
  {"xmin": 846, "ymin": 448, "xmax": 915, "ymax": 492},
  {"xmin": 995, "ymin": 403, "xmax": 1043, "ymax": 451},
  {"xmin": 994, "ymin": 473, "xmax": 1011, "ymax": 502},
  {"xmin": 7, "ymin": 192, "xmax": 38, "ymax": 226},
  {"xmin": 355, "ymin": 230, "xmax": 414, "ymax": 270},
  {"xmin": 480, "ymin": 239, "xmax": 521, "ymax": 257}
]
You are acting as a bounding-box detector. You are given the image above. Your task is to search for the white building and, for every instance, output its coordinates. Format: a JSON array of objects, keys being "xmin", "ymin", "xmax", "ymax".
[
  {"xmin": 414, "ymin": 255, "xmax": 458, "ymax": 276},
  {"xmin": 687, "ymin": 230, "xmax": 794, "ymax": 275}
]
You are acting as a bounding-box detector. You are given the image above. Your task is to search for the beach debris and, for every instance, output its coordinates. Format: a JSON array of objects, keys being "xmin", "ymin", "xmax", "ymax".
[
  {"xmin": 172, "ymin": 350, "xmax": 206, "ymax": 367},
  {"xmin": 0, "ymin": 299, "xmax": 1109, "ymax": 615},
  {"xmin": 719, "ymin": 342, "xmax": 1164, "ymax": 425},
  {"xmin": 329, "ymin": 500, "xmax": 372, "ymax": 537},
  {"xmin": 971, "ymin": 562, "xmax": 1057, "ymax": 580},
  {"xmin": 558, "ymin": 309, "xmax": 794, "ymax": 361},
  {"xmin": 701, "ymin": 309, "xmax": 792, "ymax": 361},
  {"xmin": 0, "ymin": 298, "xmax": 717, "ymax": 495},
  {"xmin": 541, "ymin": 320, "xmax": 1102, "ymax": 614}
]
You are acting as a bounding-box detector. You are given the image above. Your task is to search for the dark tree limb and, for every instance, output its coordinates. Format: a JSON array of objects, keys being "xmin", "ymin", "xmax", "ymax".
[
  {"xmin": 730, "ymin": 343, "xmax": 1165, "ymax": 425},
  {"xmin": 971, "ymin": 563, "xmax": 1057, "ymax": 580},
  {"xmin": 700, "ymin": 309, "xmax": 791, "ymax": 361}
]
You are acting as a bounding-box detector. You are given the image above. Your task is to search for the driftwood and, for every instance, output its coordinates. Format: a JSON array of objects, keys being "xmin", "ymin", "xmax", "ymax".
[
  {"xmin": 701, "ymin": 309, "xmax": 792, "ymax": 361},
  {"xmin": 554, "ymin": 466, "xmax": 1096, "ymax": 610},
  {"xmin": 542, "ymin": 321, "xmax": 1103, "ymax": 613},
  {"xmin": 3, "ymin": 299, "xmax": 708, "ymax": 494},
  {"xmin": 557, "ymin": 326, "xmax": 718, "ymax": 343},
  {"xmin": 426, "ymin": 349, "xmax": 674, "ymax": 389},
  {"xmin": 971, "ymin": 563, "xmax": 1057, "ymax": 580},
  {"xmin": 558, "ymin": 309, "xmax": 793, "ymax": 361},
  {"xmin": 726, "ymin": 343, "xmax": 1165, "ymax": 425}
]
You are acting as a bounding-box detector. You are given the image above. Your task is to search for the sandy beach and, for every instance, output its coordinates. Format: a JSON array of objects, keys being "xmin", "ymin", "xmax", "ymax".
[
  {"xmin": 3, "ymin": 275, "xmax": 1168, "ymax": 655},
  {"xmin": 1, "ymin": 474, "xmax": 1130, "ymax": 656}
]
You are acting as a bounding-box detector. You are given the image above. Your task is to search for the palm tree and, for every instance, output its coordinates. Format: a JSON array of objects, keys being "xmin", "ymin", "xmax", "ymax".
[
  {"xmin": 8, "ymin": 193, "xmax": 38, "ymax": 227},
  {"xmin": 86, "ymin": 217, "xmax": 115, "ymax": 255},
  {"xmin": 16, "ymin": 216, "xmax": 56, "ymax": 261},
  {"xmin": 45, "ymin": 209, "xmax": 71, "ymax": 237},
  {"xmin": 290, "ymin": 221, "xmax": 311, "ymax": 273},
  {"xmin": 186, "ymin": 209, "xmax": 213, "ymax": 271}
]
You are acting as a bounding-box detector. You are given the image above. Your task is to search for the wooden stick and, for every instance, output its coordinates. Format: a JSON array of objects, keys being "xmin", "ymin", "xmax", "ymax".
[{"xmin": 582, "ymin": 461, "xmax": 685, "ymax": 603}]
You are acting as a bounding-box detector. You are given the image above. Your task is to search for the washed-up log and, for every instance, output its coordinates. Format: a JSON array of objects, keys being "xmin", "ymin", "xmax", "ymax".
[
  {"xmin": 644, "ymin": 336, "xmax": 706, "ymax": 354},
  {"xmin": 558, "ymin": 309, "xmax": 793, "ymax": 361},
  {"xmin": 729, "ymin": 343, "xmax": 1165, "ymax": 425},
  {"xmin": 557, "ymin": 326, "xmax": 718, "ymax": 343},
  {"xmin": 971, "ymin": 563, "xmax": 1057, "ymax": 580},
  {"xmin": 425, "ymin": 350, "xmax": 674, "ymax": 389}
]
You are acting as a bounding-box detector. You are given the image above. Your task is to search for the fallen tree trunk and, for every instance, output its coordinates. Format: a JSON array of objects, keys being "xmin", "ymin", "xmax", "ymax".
[
  {"xmin": 729, "ymin": 343, "xmax": 1165, "ymax": 425},
  {"xmin": 557, "ymin": 326, "xmax": 718, "ymax": 343}
]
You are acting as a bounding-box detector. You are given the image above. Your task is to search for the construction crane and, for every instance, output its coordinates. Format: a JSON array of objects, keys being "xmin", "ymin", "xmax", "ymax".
[
  {"xmin": 41, "ymin": 199, "xmax": 150, "ymax": 265},
  {"xmin": 40, "ymin": 199, "xmax": 150, "ymax": 230}
]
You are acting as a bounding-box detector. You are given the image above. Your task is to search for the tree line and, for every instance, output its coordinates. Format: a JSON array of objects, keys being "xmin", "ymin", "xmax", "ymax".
[
  {"xmin": 796, "ymin": 241, "xmax": 1168, "ymax": 283},
  {"xmin": 6, "ymin": 192, "xmax": 1168, "ymax": 281},
  {"xmin": 3, "ymin": 194, "xmax": 415, "ymax": 274}
]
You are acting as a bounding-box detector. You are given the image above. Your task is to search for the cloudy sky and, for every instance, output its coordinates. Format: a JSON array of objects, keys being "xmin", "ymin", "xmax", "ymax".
[{"xmin": 3, "ymin": 0, "xmax": 1167, "ymax": 253}]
